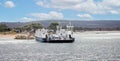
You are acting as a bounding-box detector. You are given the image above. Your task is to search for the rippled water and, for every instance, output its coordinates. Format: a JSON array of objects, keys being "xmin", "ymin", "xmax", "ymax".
[{"xmin": 0, "ymin": 38, "xmax": 120, "ymax": 61}]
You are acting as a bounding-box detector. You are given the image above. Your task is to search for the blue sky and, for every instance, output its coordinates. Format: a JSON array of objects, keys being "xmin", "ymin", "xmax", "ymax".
[{"xmin": 0, "ymin": 0, "xmax": 120, "ymax": 22}]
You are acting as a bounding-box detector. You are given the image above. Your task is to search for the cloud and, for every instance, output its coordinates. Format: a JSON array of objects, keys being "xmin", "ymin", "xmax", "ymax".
[
  {"xmin": 20, "ymin": 11, "xmax": 64, "ymax": 21},
  {"xmin": 110, "ymin": 10, "xmax": 119, "ymax": 14},
  {"xmin": 77, "ymin": 14, "xmax": 93, "ymax": 19},
  {"xmin": 30, "ymin": 11, "xmax": 64, "ymax": 20},
  {"xmin": 20, "ymin": 17, "xmax": 35, "ymax": 21},
  {"xmin": 4, "ymin": 1, "xmax": 15, "ymax": 8},
  {"xmin": 36, "ymin": 0, "xmax": 120, "ymax": 14}
]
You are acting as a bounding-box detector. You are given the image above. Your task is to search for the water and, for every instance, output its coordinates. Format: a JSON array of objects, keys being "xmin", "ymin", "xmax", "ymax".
[{"xmin": 0, "ymin": 38, "xmax": 120, "ymax": 61}]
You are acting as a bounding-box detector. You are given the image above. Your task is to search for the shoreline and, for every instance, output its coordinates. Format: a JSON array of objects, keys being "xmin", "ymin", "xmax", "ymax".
[
  {"xmin": 74, "ymin": 31, "xmax": 120, "ymax": 39},
  {"xmin": 0, "ymin": 31, "xmax": 120, "ymax": 39},
  {"xmin": 0, "ymin": 34, "xmax": 16, "ymax": 39}
]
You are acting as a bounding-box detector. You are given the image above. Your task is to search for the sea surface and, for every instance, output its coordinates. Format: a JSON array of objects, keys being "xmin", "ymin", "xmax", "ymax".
[{"xmin": 0, "ymin": 37, "xmax": 120, "ymax": 61}]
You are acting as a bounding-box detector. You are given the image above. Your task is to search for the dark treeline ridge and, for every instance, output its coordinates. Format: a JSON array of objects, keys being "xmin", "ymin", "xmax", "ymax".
[
  {"xmin": 74, "ymin": 27, "xmax": 120, "ymax": 31},
  {"xmin": 0, "ymin": 21, "xmax": 120, "ymax": 32}
]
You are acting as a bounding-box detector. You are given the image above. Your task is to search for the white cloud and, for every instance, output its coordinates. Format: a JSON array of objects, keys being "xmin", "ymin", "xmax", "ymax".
[
  {"xmin": 30, "ymin": 11, "xmax": 64, "ymax": 20},
  {"xmin": 103, "ymin": 0, "xmax": 120, "ymax": 6},
  {"xmin": 110, "ymin": 10, "xmax": 119, "ymax": 14},
  {"xmin": 77, "ymin": 14, "xmax": 93, "ymax": 19},
  {"xmin": 20, "ymin": 11, "xmax": 64, "ymax": 21},
  {"xmin": 4, "ymin": 1, "xmax": 15, "ymax": 8},
  {"xmin": 20, "ymin": 17, "xmax": 35, "ymax": 21},
  {"xmin": 36, "ymin": 0, "xmax": 120, "ymax": 14}
]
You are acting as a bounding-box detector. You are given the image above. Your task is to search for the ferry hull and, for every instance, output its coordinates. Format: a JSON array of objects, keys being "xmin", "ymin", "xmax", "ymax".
[{"xmin": 35, "ymin": 36, "xmax": 75, "ymax": 43}]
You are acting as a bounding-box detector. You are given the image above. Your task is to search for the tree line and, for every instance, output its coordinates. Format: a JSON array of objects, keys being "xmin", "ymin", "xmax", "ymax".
[
  {"xmin": 74, "ymin": 27, "xmax": 120, "ymax": 31},
  {"xmin": 0, "ymin": 24, "xmax": 11, "ymax": 32},
  {"xmin": 0, "ymin": 22, "xmax": 59, "ymax": 33},
  {"xmin": 0, "ymin": 22, "xmax": 120, "ymax": 32}
]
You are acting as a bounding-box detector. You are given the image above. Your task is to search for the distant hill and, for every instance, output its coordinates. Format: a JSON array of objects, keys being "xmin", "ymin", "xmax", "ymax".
[
  {"xmin": 0, "ymin": 22, "xmax": 25, "ymax": 28},
  {"xmin": 0, "ymin": 20, "xmax": 120, "ymax": 28}
]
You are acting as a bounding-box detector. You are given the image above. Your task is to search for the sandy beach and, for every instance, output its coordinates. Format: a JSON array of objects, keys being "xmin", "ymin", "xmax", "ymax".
[
  {"xmin": 0, "ymin": 34, "xmax": 16, "ymax": 39},
  {"xmin": 0, "ymin": 34, "xmax": 28, "ymax": 39}
]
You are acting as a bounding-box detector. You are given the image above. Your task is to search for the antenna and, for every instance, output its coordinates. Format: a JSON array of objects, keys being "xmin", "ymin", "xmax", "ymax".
[{"xmin": 69, "ymin": 21, "xmax": 72, "ymax": 26}]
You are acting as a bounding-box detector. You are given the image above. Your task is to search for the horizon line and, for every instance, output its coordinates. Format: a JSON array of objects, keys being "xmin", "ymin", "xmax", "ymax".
[{"xmin": 0, "ymin": 20, "xmax": 120, "ymax": 23}]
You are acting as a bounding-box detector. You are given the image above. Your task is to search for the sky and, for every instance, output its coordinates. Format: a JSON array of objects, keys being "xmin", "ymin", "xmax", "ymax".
[{"xmin": 0, "ymin": 0, "xmax": 120, "ymax": 22}]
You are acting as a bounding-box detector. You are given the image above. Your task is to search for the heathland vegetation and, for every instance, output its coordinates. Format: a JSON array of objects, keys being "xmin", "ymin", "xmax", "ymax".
[
  {"xmin": 0, "ymin": 22, "xmax": 60, "ymax": 39},
  {"xmin": 0, "ymin": 24, "xmax": 11, "ymax": 32}
]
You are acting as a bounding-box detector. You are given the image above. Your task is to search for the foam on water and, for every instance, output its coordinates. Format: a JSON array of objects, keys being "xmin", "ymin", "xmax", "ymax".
[{"xmin": 0, "ymin": 39, "xmax": 36, "ymax": 44}]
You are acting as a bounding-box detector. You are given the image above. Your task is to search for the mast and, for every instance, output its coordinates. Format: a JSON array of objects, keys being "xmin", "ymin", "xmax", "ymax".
[
  {"xmin": 56, "ymin": 22, "xmax": 62, "ymax": 31},
  {"xmin": 67, "ymin": 21, "xmax": 74, "ymax": 31}
]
